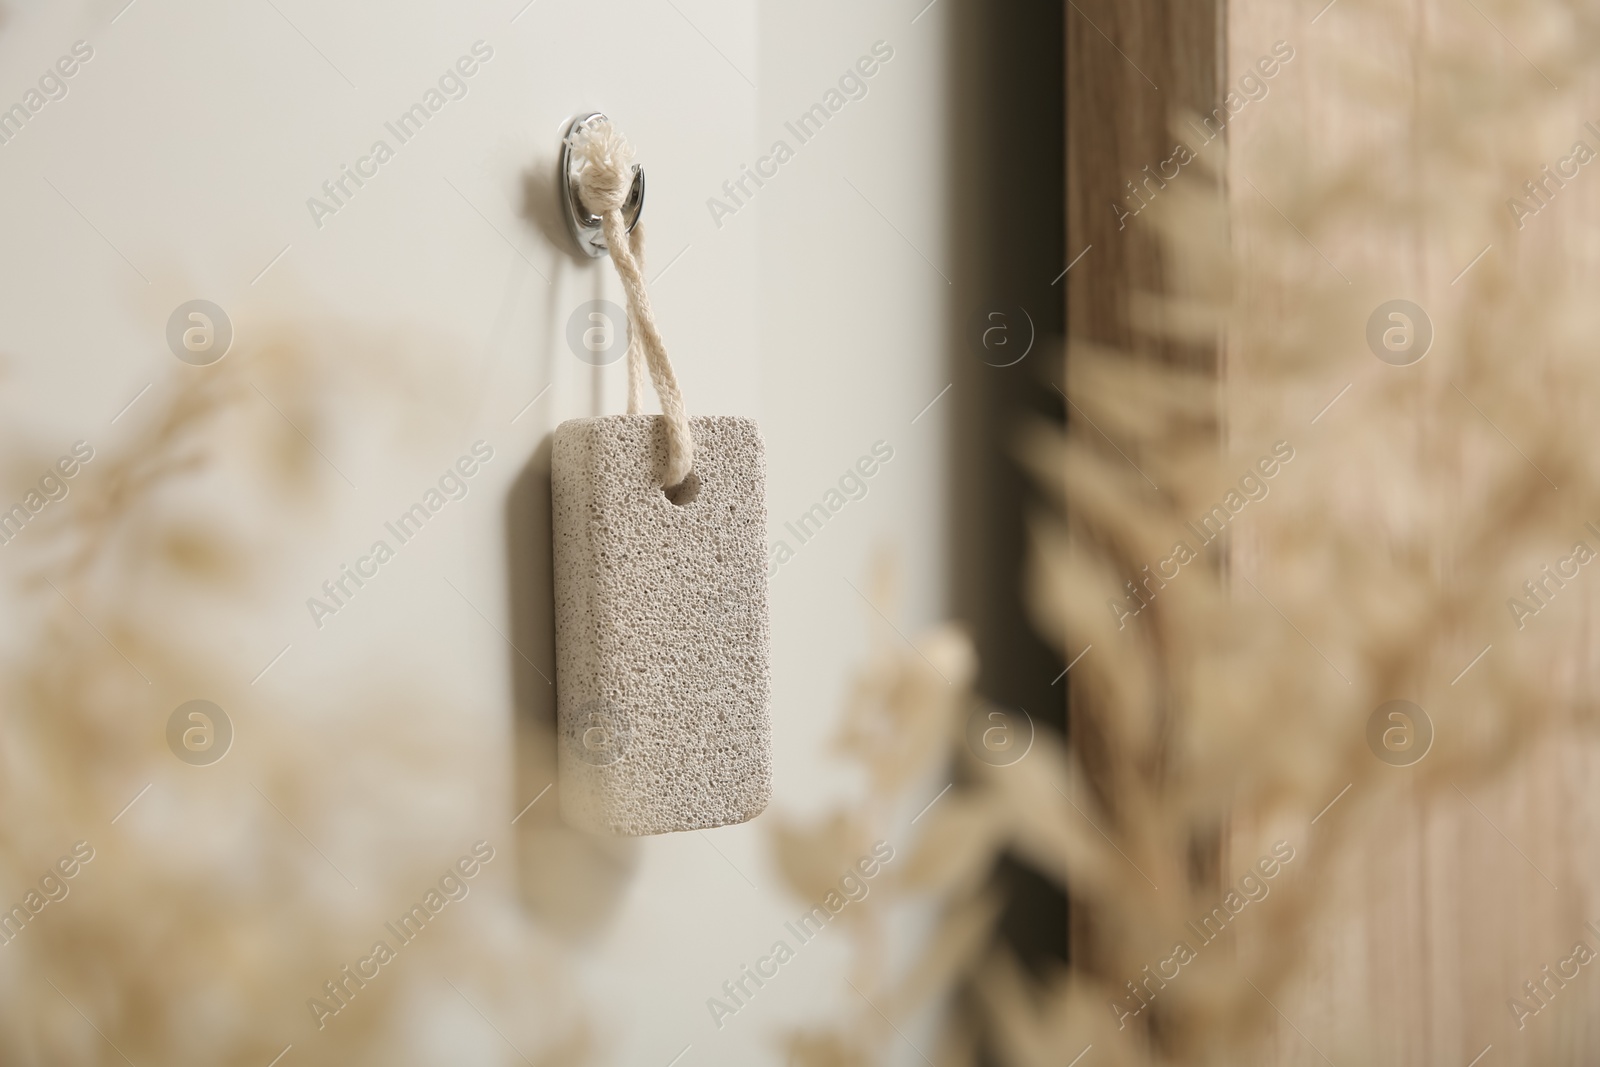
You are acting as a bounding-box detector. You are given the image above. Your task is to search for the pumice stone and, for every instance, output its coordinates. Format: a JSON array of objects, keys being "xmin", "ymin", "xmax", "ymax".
[{"xmin": 551, "ymin": 414, "xmax": 772, "ymax": 835}]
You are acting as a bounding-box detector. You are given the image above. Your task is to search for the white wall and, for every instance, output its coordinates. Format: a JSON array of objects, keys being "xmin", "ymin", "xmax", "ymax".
[{"xmin": 0, "ymin": 0, "xmax": 952, "ymax": 1062}]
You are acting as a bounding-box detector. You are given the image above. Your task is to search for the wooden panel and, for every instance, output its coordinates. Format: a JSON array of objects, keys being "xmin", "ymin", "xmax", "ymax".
[
  {"xmin": 1223, "ymin": 1, "xmax": 1600, "ymax": 1062},
  {"xmin": 1065, "ymin": 0, "xmax": 1225, "ymax": 975},
  {"xmin": 1067, "ymin": 0, "xmax": 1223, "ymax": 363},
  {"xmin": 1068, "ymin": 2, "xmax": 1600, "ymax": 1059}
]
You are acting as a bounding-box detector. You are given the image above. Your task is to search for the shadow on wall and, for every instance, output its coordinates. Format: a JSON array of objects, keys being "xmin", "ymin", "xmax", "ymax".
[
  {"xmin": 505, "ymin": 439, "xmax": 642, "ymax": 940},
  {"xmin": 521, "ymin": 121, "xmax": 659, "ymax": 419},
  {"xmin": 944, "ymin": 0, "xmax": 1067, "ymax": 981},
  {"xmin": 508, "ymin": 123, "xmax": 647, "ymax": 935},
  {"xmin": 521, "ymin": 148, "xmax": 570, "ymax": 255}
]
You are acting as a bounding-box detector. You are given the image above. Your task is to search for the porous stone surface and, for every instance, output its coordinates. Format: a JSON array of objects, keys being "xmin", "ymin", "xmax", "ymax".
[{"xmin": 551, "ymin": 415, "xmax": 772, "ymax": 835}]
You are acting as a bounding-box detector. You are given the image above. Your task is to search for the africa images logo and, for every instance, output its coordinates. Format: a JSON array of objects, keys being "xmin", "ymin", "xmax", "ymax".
[
  {"xmin": 706, "ymin": 41, "xmax": 894, "ymax": 228},
  {"xmin": 306, "ymin": 842, "xmax": 495, "ymax": 1030},
  {"xmin": 166, "ymin": 700, "xmax": 233, "ymax": 766},
  {"xmin": 1366, "ymin": 299, "xmax": 1432, "ymax": 366},
  {"xmin": 166, "ymin": 300, "xmax": 233, "ymax": 366},
  {"xmin": 1365, "ymin": 700, "xmax": 1432, "ymax": 767},
  {"xmin": 305, "ymin": 41, "xmax": 494, "ymax": 230},
  {"xmin": 564, "ymin": 699, "xmax": 631, "ymax": 767}
]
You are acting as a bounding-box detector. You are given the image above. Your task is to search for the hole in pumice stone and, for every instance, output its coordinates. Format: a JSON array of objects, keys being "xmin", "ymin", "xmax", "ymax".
[{"xmin": 663, "ymin": 469, "xmax": 701, "ymax": 506}]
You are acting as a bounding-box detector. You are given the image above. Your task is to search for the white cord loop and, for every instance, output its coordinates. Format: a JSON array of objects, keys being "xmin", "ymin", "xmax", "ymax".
[{"xmin": 569, "ymin": 119, "xmax": 694, "ymax": 489}]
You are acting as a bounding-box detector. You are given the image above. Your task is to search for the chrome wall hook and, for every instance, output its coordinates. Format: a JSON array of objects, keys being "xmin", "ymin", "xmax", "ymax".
[{"xmin": 560, "ymin": 112, "xmax": 645, "ymax": 258}]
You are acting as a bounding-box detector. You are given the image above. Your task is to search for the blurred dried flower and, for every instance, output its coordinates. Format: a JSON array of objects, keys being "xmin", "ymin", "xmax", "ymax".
[
  {"xmin": 791, "ymin": 1, "xmax": 1600, "ymax": 1064},
  {"xmin": 0, "ymin": 314, "xmax": 591, "ymax": 1066}
]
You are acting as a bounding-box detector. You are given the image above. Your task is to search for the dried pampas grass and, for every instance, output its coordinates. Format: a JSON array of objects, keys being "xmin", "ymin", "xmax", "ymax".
[
  {"xmin": 786, "ymin": 1, "xmax": 1600, "ymax": 1064},
  {"xmin": 768, "ymin": 558, "xmax": 989, "ymax": 1066},
  {"xmin": 0, "ymin": 319, "xmax": 591, "ymax": 1066}
]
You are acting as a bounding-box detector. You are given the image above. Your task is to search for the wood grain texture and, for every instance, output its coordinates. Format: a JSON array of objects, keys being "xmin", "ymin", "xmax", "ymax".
[
  {"xmin": 1065, "ymin": 0, "xmax": 1225, "ymax": 976},
  {"xmin": 1070, "ymin": 0, "xmax": 1600, "ymax": 1060},
  {"xmin": 1066, "ymin": 0, "xmax": 1223, "ymax": 363},
  {"xmin": 1224, "ymin": 1, "xmax": 1600, "ymax": 1062}
]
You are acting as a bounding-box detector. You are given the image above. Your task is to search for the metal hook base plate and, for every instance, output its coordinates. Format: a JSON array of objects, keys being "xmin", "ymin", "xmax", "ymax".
[{"xmin": 560, "ymin": 112, "xmax": 645, "ymax": 259}]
